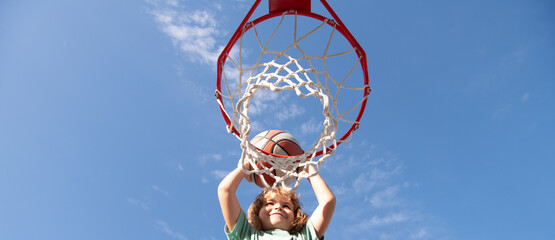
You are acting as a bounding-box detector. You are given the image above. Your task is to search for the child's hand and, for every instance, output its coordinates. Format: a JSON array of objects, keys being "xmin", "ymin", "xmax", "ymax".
[
  {"xmin": 243, "ymin": 162, "xmax": 254, "ymax": 182},
  {"xmin": 306, "ymin": 164, "xmax": 318, "ymax": 176}
]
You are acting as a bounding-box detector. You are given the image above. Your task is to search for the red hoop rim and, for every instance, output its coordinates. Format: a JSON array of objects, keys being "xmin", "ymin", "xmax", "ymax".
[{"xmin": 216, "ymin": 0, "xmax": 370, "ymax": 157}]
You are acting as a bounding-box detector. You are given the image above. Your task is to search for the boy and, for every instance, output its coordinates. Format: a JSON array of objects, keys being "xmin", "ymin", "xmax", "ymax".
[{"xmin": 218, "ymin": 165, "xmax": 335, "ymax": 239}]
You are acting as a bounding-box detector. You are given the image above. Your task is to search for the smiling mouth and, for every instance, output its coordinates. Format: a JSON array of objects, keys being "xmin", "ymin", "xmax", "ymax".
[{"xmin": 270, "ymin": 213, "xmax": 284, "ymax": 217}]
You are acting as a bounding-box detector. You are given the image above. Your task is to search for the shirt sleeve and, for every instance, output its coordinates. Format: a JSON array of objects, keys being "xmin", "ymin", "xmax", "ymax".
[
  {"xmin": 225, "ymin": 210, "xmax": 252, "ymax": 240},
  {"xmin": 299, "ymin": 219, "xmax": 320, "ymax": 240}
]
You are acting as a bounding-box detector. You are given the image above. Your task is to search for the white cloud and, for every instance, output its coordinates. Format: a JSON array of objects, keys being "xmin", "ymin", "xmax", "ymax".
[
  {"xmin": 331, "ymin": 145, "xmax": 446, "ymax": 239},
  {"xmin": 127, "ymin": 197, "xmax": 150, "ymax": 211},
  {"xmin": 274, "ymin": 103, "xmax": 305, "ymax": 122},
  {"xmin": 211, "ymin": 170, "xmax": 230, "ymax": 179},
  {"xmin": 213, "ymin": 3, "xmax": 223, "ymax": 11},
  {"xmin": 521, "ymin": 92, "xmax": 530, "ymax": 102},
  {"xmin": 371, "ymin": 212, "xmax": 410, "ymax": 225},
  {"xmin": 300, "ymin": 118, "xmax": 321, "ymax": 135},
  {"xmin": 152, "ymin": 184, "xmax": 169, "ymax": 196},
  {"xmin": 491, "ymin": 91, "xmax": 531, "ymax": 121},
  {"xmin": 249, "ymin": 91, "xmax": 281, "ymax": 115},
  {"xmin": 410, "ymin": 228, "xmax": 430, "ymax": 239},
  {"xmin": 242, "ymin": 91, "xmax": 311, "ymax": 130},
  {"xmin": 149, "ymin": 1, "xmax": 223, "ymax": 65},
  {"xmin": 349, "ymin": 212, "xmax": 410, "ymax": 233},
  {"xmin": 353, "ymin": 166, "xmax": 400, "ymax": 194},
  {"xmin": 201, "ymin": 177, "xmax": 209, "ymax": 183},
  {"xmin": 164, "ymin": 0, "xmax": 178, "ymax": 7},
  {"xmin": 198, "ymin": 153, "xmax": 223, "ymax": 165},
  {"xmin": 368, "ymin": 186, "xmax": 400, "ymax": 208},
  {"xmin": 155, "ymin": 220, "xmax": 188, "ymax": 240},
  {"xmin": 352, "ymin": 172, "xmax": 375, "ymax": 193},
  {"xmin": 250, "ymin": 120, "xmax": 265, "ymax": 134},
  {"xmin": 147, "ymin": 0, "xmax": 229, "ymax": 106},
  {"xmin": 331, "ymin": 183, "xmax": 348, "ymax": 196}
]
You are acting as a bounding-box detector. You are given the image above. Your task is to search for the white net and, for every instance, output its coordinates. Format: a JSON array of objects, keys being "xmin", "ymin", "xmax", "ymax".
[{"xmin": 216, "ymin": 10, "xmax": 369, "ymax": 190}]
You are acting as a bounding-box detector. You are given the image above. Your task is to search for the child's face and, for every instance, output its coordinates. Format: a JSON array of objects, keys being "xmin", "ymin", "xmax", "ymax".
[{"xmin": 258, "ymin": 192, "xmax": 295, "ymax": 231}]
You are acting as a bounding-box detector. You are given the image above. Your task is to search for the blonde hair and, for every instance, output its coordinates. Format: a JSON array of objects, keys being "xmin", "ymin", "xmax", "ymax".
[{"xmin": 247, "ymin": 187, "xmax": 308, "ymax": 234}]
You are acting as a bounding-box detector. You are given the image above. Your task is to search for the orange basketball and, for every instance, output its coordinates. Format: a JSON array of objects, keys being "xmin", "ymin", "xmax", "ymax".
[{"xmin": 249, "ymin": 130, "xmax": 304, "ymax": 188}]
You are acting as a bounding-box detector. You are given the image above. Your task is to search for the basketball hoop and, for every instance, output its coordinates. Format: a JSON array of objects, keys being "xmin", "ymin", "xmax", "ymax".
[{"xmin": 215, "ymin": 0, "xmax": 370, "ymax": 189}]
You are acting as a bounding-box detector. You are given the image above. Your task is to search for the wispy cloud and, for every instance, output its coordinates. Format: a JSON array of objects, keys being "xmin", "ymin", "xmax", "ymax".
[
  {"xmin": 148, "ymin": 0, "xmax": 325, "ymax": 134},
  {"xmin": 201, "ymin": 176, "xmax": 209, "ymax": 183},
  {"xmin": 371, "ymin": 212, "xmax": 409, "ymax": 226},
  {"xmin": 493, "ymin": 90, "xmax": 532, "ymax": 121},
  {"xmin": 367, "ymin": 185, "xmax": 400, "ymax": 208},
  {"xmin": 210, "ymin": 170, "xmax": 230, "ymax": 180},
  {"xmin": 521, "ymin": 92, "xmax": 530, "ymax": 103},
  {"xmin": 300, "ymin": 118, "xmax": 322, "ymax": 135},
  {"xmin": 155, "ymin": 220, "xmax": 188, "ymax": 240},
  {"xmin": 149, "ymin": 1, "xmax": 223, "ymax": 65},
  {"xmin": 352, "ymin": 166, "xmax": 401, "ymax": 194},
  {"xmin": 331, "ymin": 145, "xmax": 443, "ymax": 239},
  {"xmin": 127, "ymin": 197, "xmax": 150, "ymax": 211},
  {"xmin": 348, "ymin": 212, "xmax": 411, "ymax": 236},
  {"xmin": 322, "ymin": 152, "xmax": 365, "ymax": 176},
  {"xmin": 410, "ymin": 228, "xmax": 430, "ymax": 239},
  {"xmin": 249, "ymin": 91, "xmax": 282, "ymax": 116},
  {"xmin": 248, "ymin": 92, "xmax": 310, "ymax": 131},
  {"xmin": 147, "ymin": 0, "xmax": 229, "ymax": 104},
  {"xmin": 152, "ymin": 184, "xmax": 170, "ymax": 196},
  {"xmin": 275, "ymin": 103, "xmax": 305, "ymax": 122},
  {"xmin": 198, "ymin": 153, "xmax": 223, "ymax": 165}
]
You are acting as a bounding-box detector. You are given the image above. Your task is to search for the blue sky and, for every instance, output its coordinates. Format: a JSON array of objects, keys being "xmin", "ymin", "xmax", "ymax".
[{"xmin": 1, "ymin": 0, "xmax": 554, "ymax": 239}]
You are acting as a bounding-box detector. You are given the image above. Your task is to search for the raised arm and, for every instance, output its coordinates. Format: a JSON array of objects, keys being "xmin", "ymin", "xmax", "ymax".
[
  {"xmin": 307, "ymin": 165, "xmax": 336, "ymax": 239},
  {"xmin": 218, "ymin": 167, "xmax": 249, "ymax": 231}
]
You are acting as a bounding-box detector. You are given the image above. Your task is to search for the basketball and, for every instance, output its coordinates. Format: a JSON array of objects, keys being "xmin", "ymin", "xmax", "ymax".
[{"xmin": 249, "ymin": 130, "xmax": 304, "ymax": 188}]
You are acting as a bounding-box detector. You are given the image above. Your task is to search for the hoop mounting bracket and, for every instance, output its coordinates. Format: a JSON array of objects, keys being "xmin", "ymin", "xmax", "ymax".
[{"xmin": 269, "ymin": 0, "xmax": 311, "ymax": 13}]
